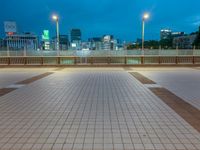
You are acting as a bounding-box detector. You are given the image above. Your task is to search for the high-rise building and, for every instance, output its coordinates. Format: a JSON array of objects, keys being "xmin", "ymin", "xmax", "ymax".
[
  {"xmin": 70, "ymin": 29, "xmax": 81, "ymax": 50},
  {"xmin": 70, "ymin": 29, "xmax": 81, "ymax": 42},
  {"xmin": 160, "ymin": 29, "xmax": 172, "ymax": 40},
  {"xmin": 59, "ymin": 35, "xmax": 69, "ymax": 50}
]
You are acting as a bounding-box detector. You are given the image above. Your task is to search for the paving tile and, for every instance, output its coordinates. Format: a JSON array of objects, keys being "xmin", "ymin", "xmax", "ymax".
[{"xmin": 0, "ymin": 68, "xmax": 199, "ymax": 150}]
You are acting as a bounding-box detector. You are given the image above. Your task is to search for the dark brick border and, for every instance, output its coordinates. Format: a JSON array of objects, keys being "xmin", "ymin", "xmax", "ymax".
[
  {"xmin": 0, "ymin": 72, "xmax": 54, "ymax": 97},
  {"xmin": 130, "ymin": 72, "xmax": 200, "ymax": 132},
  {"xmin": 129, "ymin": 72, "xmax": 156, "ymax": 84},
  {"xmin": 0, "ymin": 88, "xmax": 17, "ymax": 97},
  {"xmin": 150, "ymin": 88, "xmax": 200, "ymax": 132},
  {"xmin": 16, "ymin": 72, "xmax": 53, "ymax": 85}
]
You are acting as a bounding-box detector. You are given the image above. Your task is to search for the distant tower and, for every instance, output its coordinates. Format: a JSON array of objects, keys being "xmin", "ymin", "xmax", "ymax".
[{"xmin": 70, "ymin": 29, "xmax": 81, "ymax": 50}]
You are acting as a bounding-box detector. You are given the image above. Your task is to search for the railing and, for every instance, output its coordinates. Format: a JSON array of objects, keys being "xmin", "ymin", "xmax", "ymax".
[{"xmin": 0, "ymin": 50, "xmax": 200, "ymax": 65}]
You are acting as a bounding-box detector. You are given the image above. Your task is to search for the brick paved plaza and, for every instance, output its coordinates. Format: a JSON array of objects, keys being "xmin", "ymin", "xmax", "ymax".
[{"xmin": 0, "ymin": 67, "xmax": 199, "ymax": 150}]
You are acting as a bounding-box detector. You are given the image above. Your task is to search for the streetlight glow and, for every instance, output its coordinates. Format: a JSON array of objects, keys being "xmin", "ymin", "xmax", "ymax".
[
  {"xmin": 143, "ymin": 13, "xmax": 150, "ymax": 20},
  {"xmin": 52, "ymin": 15, "xmax": 58, "ymax": 21}
]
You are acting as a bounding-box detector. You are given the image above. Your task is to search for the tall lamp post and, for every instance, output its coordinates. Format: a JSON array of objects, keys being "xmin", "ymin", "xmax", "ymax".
[
  {"xmin": 142, "ymin": 13, "xmax": 149, "ymax": 51},
  {"xmin": 52, "ymin": 15, "xmax": 60, "ymax": 55}
]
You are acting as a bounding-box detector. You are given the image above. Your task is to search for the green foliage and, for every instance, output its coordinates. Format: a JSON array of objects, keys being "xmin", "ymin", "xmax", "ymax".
[
  {"xmin": 193, "ymin": 27, "xmax": 200, "ymax": 48},
  {"xmin": 127, "ymin": 43, "xmax": 139, "ymax": 50},
  {"xmin": 159, "ymin": 38, "xmax": 173, "ymax": 49},
  {"xmin": 144, "ymin": 40, "xmax": 160, "ymax": 49}
]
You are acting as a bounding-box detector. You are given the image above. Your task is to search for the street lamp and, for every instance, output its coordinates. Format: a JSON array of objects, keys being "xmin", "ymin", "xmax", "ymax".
[
  {"xmin": 142, "ymin": 13, "xmax": 150, "ymax": 51},
  {"xmin": 52, "ymin": 14, "xmax": 60, "ymax": 55}
]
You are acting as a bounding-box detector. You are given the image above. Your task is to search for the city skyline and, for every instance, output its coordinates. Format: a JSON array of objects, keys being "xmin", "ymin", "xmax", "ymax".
[{"xmin": 1, "ymin": 0, "xmax": 200, "ymax": 41}]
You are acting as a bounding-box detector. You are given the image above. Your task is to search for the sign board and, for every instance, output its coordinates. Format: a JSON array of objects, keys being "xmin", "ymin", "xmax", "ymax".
[
  {"xmin": 44, "ymin": 41, "xmax": 50, "ymax": 50},
  {"xmin": 42, "ymin": 30, "xmax": 50, "ymax": 40},
  {"xmin": 71, "ymin": 43, "xmax": 77, "ymax": 48},
  {"xmin": 4, "ymin": 21, "xmax": 17, "ymax": 33}
]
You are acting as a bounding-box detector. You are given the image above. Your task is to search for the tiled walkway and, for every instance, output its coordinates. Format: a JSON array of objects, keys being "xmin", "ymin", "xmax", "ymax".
[
  {"xmin": 0, "ymin": 68, "xmax": 55, "ymax": 88},
  {"xmin": 136, "ymin": 68, "xmax": 200, "ymax": 110},
  {"xmin": 0, "ymin": 68, "xmax": 199, "ymax": 150}
]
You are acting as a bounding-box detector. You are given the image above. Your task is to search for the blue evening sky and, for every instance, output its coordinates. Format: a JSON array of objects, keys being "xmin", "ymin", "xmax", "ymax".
[{"xmin": 0, "ymin": 0, "xmax": 200, "ymax": 41}]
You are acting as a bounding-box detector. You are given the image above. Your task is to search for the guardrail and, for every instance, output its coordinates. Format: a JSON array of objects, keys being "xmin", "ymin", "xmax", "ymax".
[{"xmin": 0, "ymin": 50, "xmax": 200, "ymax": 66}]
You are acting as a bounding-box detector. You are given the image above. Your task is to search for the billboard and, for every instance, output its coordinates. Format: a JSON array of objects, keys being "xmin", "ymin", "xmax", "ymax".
[
  {"xmin": 4, "ymin": 21, "xmax": 17, "ymax": 33},
  {"xmin": 42, "ymin": 30, "xmax": 50, "ymax": 40}
]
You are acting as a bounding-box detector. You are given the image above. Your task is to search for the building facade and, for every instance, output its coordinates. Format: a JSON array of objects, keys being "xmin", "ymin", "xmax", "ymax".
[
  {"xmin": 52, "ymin": 35, "xmax": 69, "ymax": 50},
  {"xmin": 6, "ymin": 33, "xmax": 38, "ymax": 50},
  {"xmin": 172, "ymin": 32, "xmax": 185, "ymax": 38},
  {"xmin": 102, "ymin": 35, "xmax": 114, "ymax": 50},
  {"xmin": 160, "ymin": 29, "xmax": 172, "ymax": 40},
  {"xmin": 70, "ymin": 29, "xmax": 82, "ymax": 50},
  {"xmin": 0, "ymin": 38, "xmax": 4, "ymax": 50},
  {"xmin": 88, "ymin": 37, "xmax": 102, "ymax": 50},
  {"xmin": 173, "ymin": 34, "xmax": 197, "ymax": 49}
]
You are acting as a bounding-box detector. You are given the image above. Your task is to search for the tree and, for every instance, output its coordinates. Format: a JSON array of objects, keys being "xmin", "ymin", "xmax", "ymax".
[
  {"xmin": 193, "ymin": 26, "xmax": 200, "ymax": 49},
  {"xmin": 144, "ymin": 40, "xmax": 160, "ymax": 49},
  {"xmin": 159, "ymin": 38, "xmax": 173, "ymax": 49},
  {"xmin": 126, "ymin": 43, "xmax": 139, "ymax": 50}
]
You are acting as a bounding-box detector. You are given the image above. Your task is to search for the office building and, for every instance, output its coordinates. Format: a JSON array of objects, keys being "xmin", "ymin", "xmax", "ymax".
[
  {"xmin": 81, "ymin": 42, "xmax": 90, "ymax": 50},
  {"xmin": 6, "ymin": 33, "xmax": 38, "ymax": 50},
  {"xmin": 160, "ymin": 29, "xmax": 172, "ymax": 40},
  {"xmin": 0, "ymin": 38, "xmax": 4, "ymax": 49},
  {"xmin": 88, "ymin": 37, "xmax": 102, "ymax": 50},
  {"xmin": 172, "ymin": 32, "xmax": 185, "ymax": 38},
  {"xmin": 102, "ymin": 35, "xmax": 114, "ymax": 50},
  {"xmin": 173, "ymin": 34, "xmax": 197, "ymax": 49},
  {"xmin": 70, "ymin": 29, "xmax": 81, "ymax": 50},
  {"xmin": 52, "ymin": 35, "xmax": 69, "ymax": 50},
  {"xmin": 59, "ymin": 35, "xmax": 69, "ymax": 50}
]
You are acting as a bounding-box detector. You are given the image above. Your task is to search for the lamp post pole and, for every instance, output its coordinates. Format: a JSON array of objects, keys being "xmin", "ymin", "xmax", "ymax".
[
  {"xmin": 142, "ymin": 13, "xmax": 149, "ymax": 51},
  {"xmin": 142, "ymin": 19, "xmax": 145, "ymax": 51},
  {"xmin": 52, "ymin": 15, "xmax": 60, "ymax": 56}
]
